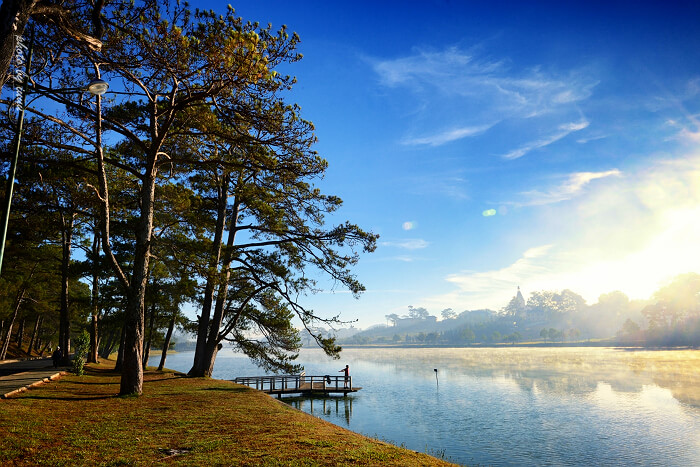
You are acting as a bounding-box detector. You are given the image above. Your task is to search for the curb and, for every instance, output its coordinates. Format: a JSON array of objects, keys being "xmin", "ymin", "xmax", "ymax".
[{"xmin": 1, "ymin": 371, "xmax": 68, "ymax": 399}]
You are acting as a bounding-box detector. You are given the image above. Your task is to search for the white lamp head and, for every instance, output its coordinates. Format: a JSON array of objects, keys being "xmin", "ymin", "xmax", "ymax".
[{"xmin": 87, "ymin": 78, "xmax": 109, "ymax": 96}]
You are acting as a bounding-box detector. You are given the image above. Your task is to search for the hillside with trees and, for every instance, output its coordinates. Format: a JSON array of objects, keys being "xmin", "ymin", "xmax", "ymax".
[{"xmin": 339, "ymin": 274, "xmax": 700, "ymax": 347}]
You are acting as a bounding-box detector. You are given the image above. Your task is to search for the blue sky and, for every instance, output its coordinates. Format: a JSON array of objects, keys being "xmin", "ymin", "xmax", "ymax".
[{"xmin": 202, "ymin": 1, "xmax": 700, "ymax": 328}]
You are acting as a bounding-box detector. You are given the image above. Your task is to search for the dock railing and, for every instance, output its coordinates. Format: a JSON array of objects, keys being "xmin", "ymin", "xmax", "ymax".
[{"xmin": 234, "ymin": 373, "xmax": 353, "ymax": 393}]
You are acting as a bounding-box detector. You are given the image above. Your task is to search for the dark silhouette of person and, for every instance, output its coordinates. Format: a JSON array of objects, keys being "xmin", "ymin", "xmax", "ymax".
[
  {"xmin": 339, "ymin": 364, "xmax": 349, "ymax": 388},
  {"xmin": 52, "ymin": 347, "xmax": 62, "ymax": 368}
]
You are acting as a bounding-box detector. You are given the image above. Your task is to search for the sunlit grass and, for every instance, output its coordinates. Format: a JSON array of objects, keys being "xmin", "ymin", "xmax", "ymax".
[{"xmin": 0, "ymin": 360, "xmax": 455, "ymax": 466}]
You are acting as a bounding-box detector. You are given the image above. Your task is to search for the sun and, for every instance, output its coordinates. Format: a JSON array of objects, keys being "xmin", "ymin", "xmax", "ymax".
[{"xmin": 563, "ymin": 206, "xmax": 700, "ymax": 302}]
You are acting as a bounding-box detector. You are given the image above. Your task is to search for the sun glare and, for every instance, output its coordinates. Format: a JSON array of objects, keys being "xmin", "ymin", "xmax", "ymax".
[{"xmin": 552, "ymin": 205, "xmax": 700, "ymax": 302}]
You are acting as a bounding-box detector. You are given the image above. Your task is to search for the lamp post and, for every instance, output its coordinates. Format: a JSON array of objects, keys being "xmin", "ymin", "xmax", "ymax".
[
  {"xmin": 88, "ymin": 76, "xmax": 108, "ymax": 169},
  {"xmin": 0, "ymin": 72, "xmax": 108, "ymax": 277},
  {"xmin": 0, "ymin": 29, "xmax": 33, "ymax": 276},
  {"xmin": 86, "ymin": 74, "xmax": 107, "ymax": 365}
]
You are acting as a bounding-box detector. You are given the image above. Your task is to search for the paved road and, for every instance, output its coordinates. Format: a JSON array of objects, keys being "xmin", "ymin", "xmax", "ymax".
[{"xmin": 0, "ymin": 358, "xmax": 69, "ymax": 398}]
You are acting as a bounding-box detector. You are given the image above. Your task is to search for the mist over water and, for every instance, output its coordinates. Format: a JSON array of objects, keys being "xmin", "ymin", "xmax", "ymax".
[{"xmin": 153, "ymin": 347, "xmax": 700, "ymax": 466}]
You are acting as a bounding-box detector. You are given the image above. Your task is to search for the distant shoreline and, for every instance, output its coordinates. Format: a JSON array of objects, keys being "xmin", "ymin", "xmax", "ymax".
[{"xmin": 339, "ymin": 342, "xmax": 698, "ymax": 350}]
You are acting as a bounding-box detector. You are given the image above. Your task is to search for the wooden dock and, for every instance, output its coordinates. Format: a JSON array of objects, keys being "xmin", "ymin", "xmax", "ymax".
[{"xmin": 234, "ymin": 373, "xmax": 361, "ymax": 398}]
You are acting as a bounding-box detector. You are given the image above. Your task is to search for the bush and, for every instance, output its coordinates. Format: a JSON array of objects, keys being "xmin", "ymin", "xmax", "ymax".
[{"xmin": 72, "ymin": 331, "xmax": 90, "ymax": 376}]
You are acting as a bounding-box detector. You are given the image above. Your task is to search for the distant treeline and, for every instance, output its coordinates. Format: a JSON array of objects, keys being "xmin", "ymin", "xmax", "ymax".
[{"xmin": 339, "ymin": 273, "xmax": 700, "ymax": 347}]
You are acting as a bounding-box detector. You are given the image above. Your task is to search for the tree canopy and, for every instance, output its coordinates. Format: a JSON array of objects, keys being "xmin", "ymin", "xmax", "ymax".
[{"xmin": 0, "ymin": 0, "xmax": 377, "ymax": 395}]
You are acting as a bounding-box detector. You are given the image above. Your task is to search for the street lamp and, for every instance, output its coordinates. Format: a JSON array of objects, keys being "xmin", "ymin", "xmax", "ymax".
[
  {"xmin": 0, "ymin": 71, "xmax": 109, "ymax": 276},
  {"xmin": 87, "ymin": 78, "xmax": 109, "ymax": 96}
]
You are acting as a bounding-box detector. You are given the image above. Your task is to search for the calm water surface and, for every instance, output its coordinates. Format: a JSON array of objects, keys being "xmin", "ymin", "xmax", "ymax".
[{"xmin": 152, "ymin": 347, "xmax": 700, "ymax": 466}]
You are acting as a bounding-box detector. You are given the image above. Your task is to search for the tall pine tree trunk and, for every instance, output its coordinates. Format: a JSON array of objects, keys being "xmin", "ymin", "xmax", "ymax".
[
  {"xmin": 40, "ymin": 337, "xmax": 53, "ymax": 356},
  {"xmin": 0, "ymin": 283, "xmax": 27, "ymax": 360},
  {"xmin": 27, "ymin": 314, "xmax": 40, "ymax": 355},
  {"xmin": 189, "ymin": 173, "xmax": 229, "ymax": 377},
  {"xmin": 142, "ymin": 301, "xmax": 156, "ymax": 369},
  {"xmin": 114, "ymin": 322, "xmax": 126, "ymax": 372},
  {"xmin": 15, "ymin": 317, "xmax": 24, "ymax": 345},
  {"xmin": 157, "ymin": 312, "xmax": 176, "ymax": 371},
  {"xmin": 119, "ymin": 218, "xmax": 151, "ymax": 394},
  {"xmin": 0, "ymin": 263, "xmax": 35, "ymax": 360},
  {"xmin": 0, "ymin": 317, "xmax": 14, "ymax": 360},
  {"xmin": 88, "ymin": 227, "xmax": 100, "ymax": 363},
  {"xmin": 115, "ymin": 124, "xmax": 162, "ymax": 395},
  {"xmin": 202, "ymin": 195, "xmax": 241, "ymax": 377},
  {"xmin": 99, "ymin": 328, "xmax": 116, "ymax": 359}
]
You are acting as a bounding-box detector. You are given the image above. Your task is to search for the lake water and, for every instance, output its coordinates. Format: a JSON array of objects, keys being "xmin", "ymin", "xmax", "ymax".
[{"xmin": 150, "ymin": 347, "xmax": 700, "ymax": 466}]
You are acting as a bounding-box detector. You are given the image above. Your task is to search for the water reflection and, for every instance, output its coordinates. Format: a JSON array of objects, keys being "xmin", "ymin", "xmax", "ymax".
[
  {"xmin": 290, "ymin": 347, "xmax": 700, "ymax": 466},
  {"xmin": 334, "ymin": 347, "xmax": 700, "ymax": 407},
  {"xmin": 152, "ymin": 348, "xmax": 700, "ymax": 466},
  {"xmin": 286, "ymin": 396, "xmax": 354, "ymax": 426}
]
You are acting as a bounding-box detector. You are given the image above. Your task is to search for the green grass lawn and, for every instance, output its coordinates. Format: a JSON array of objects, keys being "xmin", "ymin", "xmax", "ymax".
[{"xmin": 0, "ymin": 361, "xmax": 456, "ymax": 466}]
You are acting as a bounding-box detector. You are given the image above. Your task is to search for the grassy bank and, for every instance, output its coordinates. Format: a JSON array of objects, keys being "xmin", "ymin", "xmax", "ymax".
[{"xmin": 0, "ymin": 361, "xmax": 455, "ymax": 466}]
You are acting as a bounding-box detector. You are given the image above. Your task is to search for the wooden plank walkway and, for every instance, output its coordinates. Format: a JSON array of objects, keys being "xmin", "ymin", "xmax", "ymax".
[{"xmin": 234, "ymin": 373, "xmax": 361, "ymax": 398}]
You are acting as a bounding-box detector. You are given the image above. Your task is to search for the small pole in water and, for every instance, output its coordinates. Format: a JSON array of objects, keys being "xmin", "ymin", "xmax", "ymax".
[{"xmin": 434, "ymin": 368, "xmax": 439, "ymax": 387}]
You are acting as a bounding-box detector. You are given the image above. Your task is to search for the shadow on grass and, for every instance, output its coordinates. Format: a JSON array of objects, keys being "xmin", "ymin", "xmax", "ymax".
[
  {"xmin": 84, "ymin": 366, "xmax": 120, "ymax": 377},
  {"xmin": 19, "ymin": 393, "xmax": 119, "ymax": 401},
  {"xmin": 66, "ymin": 380, "xmax": 118, "ymax": 385},
  {"xmin": 144, "ymin": 376, "xmax": 186, "ymax": 384},
  {"xmin": 199, "ymin": 386, "xmax": 251, "ymax": 393}
]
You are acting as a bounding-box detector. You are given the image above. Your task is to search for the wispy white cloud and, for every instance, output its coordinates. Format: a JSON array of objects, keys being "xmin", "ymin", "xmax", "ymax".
[
  {"xmin": 371, "ymin": 46, "xmax": 598, "ymax": 148},
  {"xmin": 426, "ymin": 245, "xmax": 557, "ymax": 309},
  {"xmin": 445, "ymin": 245, "xmax": 554, "ymax": 291},
  {"xmin": 373, "ymin": 47, "xmax": 492, "ymax": 88},
  {"xmin": 666, "ymin": 115, "xmax": 700, "ymax": 144},
  {"xmin": 576, "ymin": 133, "xmax": 608, "ymax": 144},
  {"xmin": 522, "ymin": 245, "xmax": 552, "ymax": 258},
  {"xmin": 381, "ymin": 239, "xmax": 430, "ymax": 250},
  {"xmin": 678, "ymin": 128, "xmax": 700, "ymax": 143},
  {"xmin": 402, "ymin": 124, "xmax": 494, "ymax": 146},
  {"xmin": 373, "ymin": 48, "xmax": 594, "ymax": 112},
  {"xmin": 403, "ymin": 170, "xmax": 470, "ymax": 200},
  {"xmin": 501, "ymin": 120, "xmax": 590, "ymax": 159},
  {"xmin": 389, "ymin": 256, "xmax": 416, "ymax": 263},
  {"xmin": 515, "ymin": 169, "xmax": 621, "ymax": 206}
]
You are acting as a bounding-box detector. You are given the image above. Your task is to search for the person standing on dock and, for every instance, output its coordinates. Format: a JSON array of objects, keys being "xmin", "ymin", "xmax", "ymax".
[{"xmin": 339, "ymin": 365, "xmax": 349, "ymax": 388}]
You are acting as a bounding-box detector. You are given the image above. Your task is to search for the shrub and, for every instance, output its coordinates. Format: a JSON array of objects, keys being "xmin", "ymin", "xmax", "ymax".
[{"xmin": 72, "ymin": 331, "xmax": 91, "ymax": 376}]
